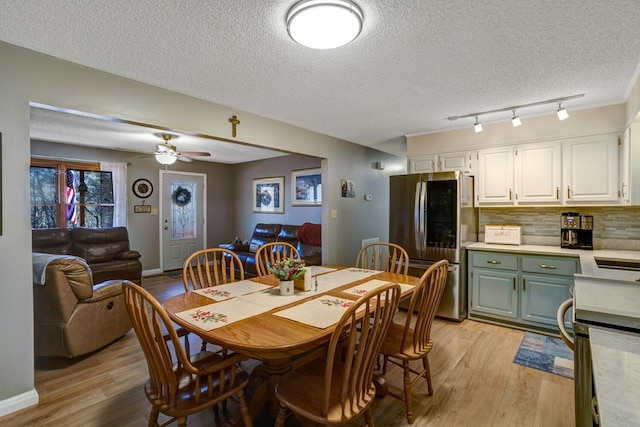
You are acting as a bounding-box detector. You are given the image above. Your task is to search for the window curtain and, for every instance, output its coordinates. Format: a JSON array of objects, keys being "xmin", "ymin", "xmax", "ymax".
[{"xmin": 100, "ymin": 161, "xmax": 128, "ymax": 227}]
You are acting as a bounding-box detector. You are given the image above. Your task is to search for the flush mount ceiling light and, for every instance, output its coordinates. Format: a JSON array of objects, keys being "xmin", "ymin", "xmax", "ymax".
[
  {"xmin": 557, "ymin": 102, "xmax": 569, "ymax": 120},
  {"xmin": 448, "ymin": 94, "xmax": 584, "ymax": 132},
  {"xmin": 511, "ymin": 109, "xmax": 522, "ymax": 127},
  {"xmin": 286, "ymin": 0, "xmax": 364, "ymax": 49}
]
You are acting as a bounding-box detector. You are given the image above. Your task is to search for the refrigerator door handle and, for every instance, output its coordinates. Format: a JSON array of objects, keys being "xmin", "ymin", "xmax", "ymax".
[
  {"xmin": 413, "ymin": 182, "xmax": 421, "ymax": 251},
  {"xmin": 419, "ymin": 181, "xmax": 426, "ymax": 252}
]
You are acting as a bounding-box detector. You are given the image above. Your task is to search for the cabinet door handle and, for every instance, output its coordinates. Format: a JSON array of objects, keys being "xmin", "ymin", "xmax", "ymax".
[
  {"xmin": 523, "ymin": 278, "xmax": 526, "ymax": 292},
  {"xmin": 591, "ymin": 396, "xmax": 599, "ymax": 424},
  {"xmin": 539, "ymin": 264, "xmax": 557, "ymax": 269},
  {"xmin": 509, "ymin": 188, "xmax": 512, "ymax": 200},
  {"xmin": 513, "ymin": 277, "xmax": 516, "ymax": 291},
  {"xmin": 556, "ymin": 187, "xmax": 559, "ymax": 200},
  {"xmin": 567, "ymin": 186, "xmax": 571, "ymax": 199},
  {"xmin": 486, "ymin": 260, "xmax": 501, "ymax": 264}
]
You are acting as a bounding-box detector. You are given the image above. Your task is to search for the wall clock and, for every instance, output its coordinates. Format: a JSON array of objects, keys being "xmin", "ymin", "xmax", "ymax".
[{"xmin": 132, "ymin": 178, "xmax": 153, "ymax": 199}]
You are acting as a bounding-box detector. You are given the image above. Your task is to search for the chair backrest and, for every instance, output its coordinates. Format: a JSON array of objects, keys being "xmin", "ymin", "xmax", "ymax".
[
  {"xmin": 255, "ymin": 241, "xmax": 300, "ymax": 276},
  {"xmin": 355, "ymin": 242, "xmax": 409, "ymax": 274},
  {"xmin": 323, "ymin": 283, "xmax": 401, "ymax": 419},
  {"xmin": 182, "ymin": 248, "xmax": 244, "ymax": 291},
  {"xmin": 400, "ymin": 259, "xmax": 449, "ymax": 354},
  {"xmin": 123, "ymin": 282, "xmax": 202, "ymax": 407}
]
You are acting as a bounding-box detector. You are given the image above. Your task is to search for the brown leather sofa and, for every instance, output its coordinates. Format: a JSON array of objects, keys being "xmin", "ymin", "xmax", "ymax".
[
  {"xmin": 33, "ymin": 254, "xmax": 132, "ymax": 358},
  {"xmin": 220, "ymin": 222, "xmax": 321, "ymax": 277},
  {"xmin": 32, "ymin": 227, "xmax": 142, "ymax": 285}
]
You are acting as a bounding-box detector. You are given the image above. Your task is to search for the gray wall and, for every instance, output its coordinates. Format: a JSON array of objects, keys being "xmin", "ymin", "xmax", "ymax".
[{"xmin": 0, "ymin": 41, "xmax": 404, "ymax": 410}]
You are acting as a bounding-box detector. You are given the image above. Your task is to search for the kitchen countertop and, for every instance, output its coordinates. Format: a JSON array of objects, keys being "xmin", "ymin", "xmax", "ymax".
[{"xmin": 589, "ymin": 327, "xmax": 640, "ymax": 426}]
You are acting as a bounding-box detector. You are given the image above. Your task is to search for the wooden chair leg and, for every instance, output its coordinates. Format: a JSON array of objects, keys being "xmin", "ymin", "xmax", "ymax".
[
  {"xmin": 382, "ymin": 355, "xmax": 389, "ymax": 374},
  {"xmin": 422, "ymin": 355, "xmax": 433, "ymax": 395},
  {"xmin": 177, "ymin": 416, "xmax": 187, "ymax": 427},
  {"xmin": 364, "ymin": 407, "xmax": 375, "ymax": 427},
  {"xmin": 236, "ymin": 390, "xmax": 253, "ymax": 427},
  {"xmin": 275, "ymin": 403, "xmax": 287, "ymax": 427},
  {"xmin": 403, "ymin": 361, "xmax": 414, "ymax": 425},
  {"xmin": 148, "ymin": 408, "xmax": 160, "ymax": 427}
]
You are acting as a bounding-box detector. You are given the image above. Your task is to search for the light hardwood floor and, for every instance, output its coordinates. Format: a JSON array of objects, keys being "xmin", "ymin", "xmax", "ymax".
[{"xmin": 1, "ymin": 274, "xmax": 575, "ymax": 427}]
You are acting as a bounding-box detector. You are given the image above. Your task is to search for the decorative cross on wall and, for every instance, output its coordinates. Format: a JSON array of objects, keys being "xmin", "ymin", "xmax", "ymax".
[{"xmin": 228, "ymin": 115, "xmax": 240, "ymax": 137}]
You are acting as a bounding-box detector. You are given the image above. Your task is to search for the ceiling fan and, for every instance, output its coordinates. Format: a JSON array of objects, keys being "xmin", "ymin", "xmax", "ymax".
[{"xmin": 153, "ymin": 133, "xmax": 211, "ymax": 165}]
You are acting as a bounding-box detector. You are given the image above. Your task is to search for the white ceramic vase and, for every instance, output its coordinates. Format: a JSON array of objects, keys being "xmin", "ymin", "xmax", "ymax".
[{"xmin": 279, "ymin": 280, "xmax": 294, "ymax": 296}]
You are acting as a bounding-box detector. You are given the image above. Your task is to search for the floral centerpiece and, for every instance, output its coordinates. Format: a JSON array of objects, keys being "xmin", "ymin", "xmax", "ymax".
[{"xmin": 267, "ymin": 258, "xmax": 306, "ymax": 281}]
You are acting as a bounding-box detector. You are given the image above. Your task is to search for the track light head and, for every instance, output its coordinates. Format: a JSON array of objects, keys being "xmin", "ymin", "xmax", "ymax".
[
  {"xmin": 474, "ymin": 115, "xmax": 483, "ymax": 133},
  {"xmin": 511, "ymin": 109, "xmax": 522, "ymax": 127},
  {"xmin": 557, "ymin": 102, "xmax": 569, "ymax": 120}
]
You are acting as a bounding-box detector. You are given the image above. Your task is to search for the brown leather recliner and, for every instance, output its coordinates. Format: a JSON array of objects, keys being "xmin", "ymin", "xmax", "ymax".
[{"xmin": 33, "ymin": 254, "xmax": 132, "ymax": 358}]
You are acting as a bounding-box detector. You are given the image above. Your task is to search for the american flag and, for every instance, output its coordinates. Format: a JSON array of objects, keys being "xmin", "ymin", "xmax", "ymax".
[{"xmin": 66, "ymin": 170, "xmax": 77, "ymax": 224}]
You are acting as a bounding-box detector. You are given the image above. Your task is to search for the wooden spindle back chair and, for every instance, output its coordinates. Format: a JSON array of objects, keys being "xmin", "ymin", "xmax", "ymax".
[
  {"xmin": 356, "ymin": 242, "xmax": 409, "ymax": 274},
  {"xmin": 255, "ymin": 241, "xmax": 300, "ymax": 277},
  {"xmin": 182, "ymin": 248, "xmax": 244, "ymax": 292}
]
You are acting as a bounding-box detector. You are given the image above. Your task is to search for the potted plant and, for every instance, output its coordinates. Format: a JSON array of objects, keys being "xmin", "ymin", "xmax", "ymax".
[{"xmin": 268, "ymin": 258, "xmax": 306, "ymax": 295}]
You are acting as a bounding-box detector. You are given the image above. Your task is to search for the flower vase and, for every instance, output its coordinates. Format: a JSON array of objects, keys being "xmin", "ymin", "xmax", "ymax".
[{"xmin": 279, "ymin": 279, "xmax": 294, "ymax": 296}]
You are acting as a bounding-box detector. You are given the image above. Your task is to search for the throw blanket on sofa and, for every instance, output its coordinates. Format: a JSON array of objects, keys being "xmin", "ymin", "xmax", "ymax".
[
  {"xmin": 32, "ymin": 252, "xmax": 79, "ymax": 285},
  {"xmin": 298, "ymin": 222, "xmax": 321, "ymax": 246}
]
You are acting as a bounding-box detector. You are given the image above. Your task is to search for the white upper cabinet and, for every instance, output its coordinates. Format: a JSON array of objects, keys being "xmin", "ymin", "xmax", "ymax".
[
  {"xmin": 620, "ymin": 124, "xmax": 640, "ymax": 205},
  {"xmin": 514, "ymin": 141, "xmax": 562, "ymax": 205},
  {"xmin": 476, "ymin": 146, "xmax": 514, "ymax": 206},
  {"xmin": 410, "ymin": 151, "xmax": 474, "ymax": 174},
  {"xmin": 562, "ymin": 133, "xmax": 619, "ymax": 204}
]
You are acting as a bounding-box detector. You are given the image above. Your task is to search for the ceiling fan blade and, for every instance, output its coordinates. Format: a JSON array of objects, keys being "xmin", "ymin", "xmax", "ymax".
[
  {"xmin": 178, "ymin": 151, "xmax": 210, "ymax": 157},
  {"xmin": 177, "ymin": 155, "xmax": 194, "ymax": 162}
]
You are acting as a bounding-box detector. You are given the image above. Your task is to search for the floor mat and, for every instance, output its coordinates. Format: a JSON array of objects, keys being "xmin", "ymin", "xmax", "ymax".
[{"xmin": 513, "ymin": 331, "xmax": 574, "ymax": 379}]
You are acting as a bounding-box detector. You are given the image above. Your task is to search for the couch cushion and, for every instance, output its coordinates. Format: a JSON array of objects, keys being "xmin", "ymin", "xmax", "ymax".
[
  {"xmin": 71, "ymin": 227, "xmax": 131, "ymax": 263},
  {"xmin": 249, "ymin": 223, "xmax": 282, "ymax": 252},
  {"xmin": 32, "ymin": 228, "xmax": 73, "ymax": 255},
  {"xmin": 277, "ymin": 225, "xmax": 300, "ymax": 245}
]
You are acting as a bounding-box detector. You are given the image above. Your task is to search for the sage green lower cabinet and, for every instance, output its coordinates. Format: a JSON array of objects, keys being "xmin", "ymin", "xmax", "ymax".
[{"xmin": 468, "ymin": 249, "xmax": 579, "ymax": 334}]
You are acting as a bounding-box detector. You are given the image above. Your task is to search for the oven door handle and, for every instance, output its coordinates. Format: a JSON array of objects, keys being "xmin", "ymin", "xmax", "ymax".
[{"xmin": 556, "ymin": 298, "xmax": 574, "ymax": 350}]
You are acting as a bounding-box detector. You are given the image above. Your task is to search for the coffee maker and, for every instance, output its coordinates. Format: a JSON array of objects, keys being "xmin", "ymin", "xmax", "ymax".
[{"xmin": 561, "ymin": 212, "xmax": 593, "ymax": 249}]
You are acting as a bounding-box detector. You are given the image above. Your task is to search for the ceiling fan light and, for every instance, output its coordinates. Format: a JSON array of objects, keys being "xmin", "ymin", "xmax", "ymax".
[
  {"xmin": 287, "ymin": 0, "xmax": 363, "ymax": 49},
  {"xmin": 155, "ymin": 151, "xmax": 177, "ymax": 165}
]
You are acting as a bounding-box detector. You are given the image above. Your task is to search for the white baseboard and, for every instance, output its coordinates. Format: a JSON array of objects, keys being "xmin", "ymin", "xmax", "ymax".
[
  {"xmin": 0, "ymin": 389, "xmax": 38, "ymax": 418},
  {"xmin": 142, "ymin": 268, "xmax": 163, "ymax": 277}
]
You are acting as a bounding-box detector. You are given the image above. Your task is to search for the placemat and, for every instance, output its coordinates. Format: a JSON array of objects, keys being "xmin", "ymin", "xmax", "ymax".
[
  {"xmin": 308, "ymin": 266, "xmax": 337, "ymax": 276},
  {"xmin": 342, "ymin": 279, "xmax": 414, "ymax": 296},
  {"xmin": 314, "ymin": 268, "xmax": 380, "ymax": 292},
  {"xmin": 274, "ymin": 295, "xmax": 359, "ymax": 329},
  {"xmin": 174, "ymin": 297, "xmax": 267, "ymax": 331},
  {"xmin": 193, "ymin": 280, "xmax": 273, "ymax": 301}
]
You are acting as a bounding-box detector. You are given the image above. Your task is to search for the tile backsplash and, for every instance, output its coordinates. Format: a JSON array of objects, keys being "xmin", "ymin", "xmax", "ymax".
[{"xmin": 479, "ymin": 206, "xmax": 640, "ymax": 250}]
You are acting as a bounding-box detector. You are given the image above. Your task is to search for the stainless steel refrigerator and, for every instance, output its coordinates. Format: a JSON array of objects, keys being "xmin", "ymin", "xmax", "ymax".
[{"xmin": 389, "ymin": 171, "xmax": 478, "ymax": 320}]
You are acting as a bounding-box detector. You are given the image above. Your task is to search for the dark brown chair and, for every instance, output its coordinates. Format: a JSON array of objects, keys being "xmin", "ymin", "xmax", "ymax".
[
  {"xmin": 356, "ymin": 242, "xmax": 409, "ymax": 274},
  {"xmin": 182, "ymin": 248, "xmax": 245, "ymax": 292},
  {"xmin": 255, "ymin": 241, "xmax": 300, "ymax": 277},
  {"xmin": 123, "ymin": 282, "xmax": 253, "ymax": 427},
  {"xmin": 274, "ymin": 283, "xmax": 401, "ymax": 427},
  {"xmin": 379, "ymin": 259, "xmax": 449, "ymax": 424}
]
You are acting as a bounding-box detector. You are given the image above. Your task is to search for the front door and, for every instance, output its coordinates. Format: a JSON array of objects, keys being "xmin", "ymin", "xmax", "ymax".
[{"xmin": 161, "ymin": 171, "xmax": 206, "ymax": 271}]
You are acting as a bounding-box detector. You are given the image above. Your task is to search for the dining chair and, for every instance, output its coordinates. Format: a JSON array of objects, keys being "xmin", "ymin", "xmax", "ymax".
[
  {"xmin": 123, "ymin": 282, "xmax": 253, "ymax": 427},
  {"xmin": 182, "ymin": 248, "xmax": 245, "ymax": 353},
  {"xmin": 274, "ymin": 282, "xmax": 401, "ymax": 427},
  {"xmin": 378, "ymin": 259, "xmax": 449, "ymax": 424},
  {"xmin": 182, "ymin": 248, "xmax": 245, "ymax": 292},
  {"xmin": 255, "ymin": 241, "xmax": 300, "ymax": 277},
  {"xmin": 356, "ymin": 242, "xmax": 409, "ymax": 274}
]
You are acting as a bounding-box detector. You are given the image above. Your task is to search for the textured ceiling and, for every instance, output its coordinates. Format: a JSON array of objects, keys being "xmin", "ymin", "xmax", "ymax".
[{"xmin": 2, "ymin": 0, "xmax": 640, "ymax": 160}]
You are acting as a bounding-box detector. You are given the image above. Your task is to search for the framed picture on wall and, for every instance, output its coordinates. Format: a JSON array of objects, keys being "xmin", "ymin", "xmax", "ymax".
[
  {"xmin": 291, "ymin": 168, "xmax": 322, "ymax": 206},
  {"xmin": 253, "ymin": 176, "xmax": 284, "ymax": 213}
]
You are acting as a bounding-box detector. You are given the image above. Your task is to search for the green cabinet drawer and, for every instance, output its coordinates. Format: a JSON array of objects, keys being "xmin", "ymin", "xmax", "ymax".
[
  {"xmin": 521, "ymin": 256, "xmax": 579, "ymax": 276},
  {"xmin": 471, "ymin": 251, "xmax": 518, "ymax": 270}
]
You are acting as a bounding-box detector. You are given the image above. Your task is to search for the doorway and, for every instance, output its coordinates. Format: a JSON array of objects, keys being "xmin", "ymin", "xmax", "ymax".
[{"xmin": 160, "ymin": 171, "xmax": 206, "ymax": 271}]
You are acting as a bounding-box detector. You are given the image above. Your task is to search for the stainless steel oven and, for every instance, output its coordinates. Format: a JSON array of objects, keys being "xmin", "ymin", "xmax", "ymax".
[{"xmin": 573, "ymin": 321, "xmax": 598, "ymax": 426}]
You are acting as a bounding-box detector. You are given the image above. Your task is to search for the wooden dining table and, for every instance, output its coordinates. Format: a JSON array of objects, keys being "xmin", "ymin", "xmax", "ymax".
[{"xmin": 163, "ymin": 267, "xmax": 420, "ymax": 419}]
